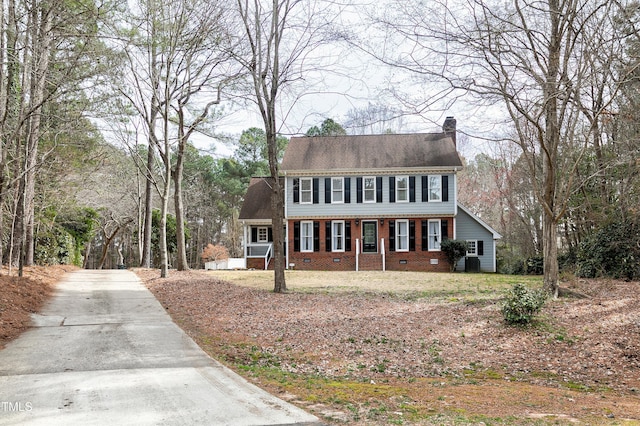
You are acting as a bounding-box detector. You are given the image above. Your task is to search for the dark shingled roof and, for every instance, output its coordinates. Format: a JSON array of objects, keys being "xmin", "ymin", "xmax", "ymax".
[
  {"xmin": 239, "ymin": 177, "xmax": 279, "ymax": 221},
  {"xmin": 281, "ymin": 133, "xmax": 463, "ymax": 172}
]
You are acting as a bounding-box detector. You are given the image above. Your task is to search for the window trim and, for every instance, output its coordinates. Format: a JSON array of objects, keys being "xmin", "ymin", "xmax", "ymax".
[
  {"xmin": 331, "ymin": 177, "xmax": 344, "ymax": 204},
  {"xmin": 300, "ymin": 177, "xmax": 313, "ymax": 204},
  {"xmin": 363, "ymin": 176, "xmax": 376, "ymax": 203},
  {"xmin": 331, "ymin": 220, "xmax": 346, "ymax": 252},
  {"xmin": 466, "ymin": 240, "xmax": 478, "ymax": 256},
  {"xmin": 428, "ymin": 175, "xmax": 442, "ymax": 202},
  {"xmin": 396, "ymin": 219, "xmax": 409, "ymax": 252},
  {"xmin": 428, "ymin": 219, "xmax": 441, "ymax": 251},
  {"xmin": 396, "ymin": 176, "xmax": 409, "ymax": 203},
  {"xmin": 300, "ymin": 220, "xmax": 314, "ymax": 252},
  {"xmin": 257, "ymin": 227, "xmax": 268, "ymax": 243}
]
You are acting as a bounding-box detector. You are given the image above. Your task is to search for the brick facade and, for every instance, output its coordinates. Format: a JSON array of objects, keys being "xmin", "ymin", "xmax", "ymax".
[{"xmin": 287, "ymin": 217, "xmax": 452, "ymax": 272}]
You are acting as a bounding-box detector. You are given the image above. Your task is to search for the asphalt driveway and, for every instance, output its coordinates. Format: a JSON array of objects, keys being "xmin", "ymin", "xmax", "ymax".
[{"xmin": 0, "ymin": 270, "xmax": 320, "ymax": 425}]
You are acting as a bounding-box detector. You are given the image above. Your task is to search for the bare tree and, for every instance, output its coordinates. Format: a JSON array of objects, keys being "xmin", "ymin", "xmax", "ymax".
[
  {"xmin": 367, "ymin": 0, "xmax": 639, "ymax": 296},
  {"xmin": 234, "ymin": 0, "xmax": 334, "ymax": 293},
  {"xmin": 115, "ymin": 0, "xmax": 235, "ymax": 277}
]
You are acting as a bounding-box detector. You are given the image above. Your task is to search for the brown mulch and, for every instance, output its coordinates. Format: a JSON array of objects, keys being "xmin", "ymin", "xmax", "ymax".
[
  {"xmin": 0, "ymin": 265, "xmax": 77, "ymax": 349},
  {"xmin": 138, "ymin": 269, "xmax": 640, "ymax": 423}
]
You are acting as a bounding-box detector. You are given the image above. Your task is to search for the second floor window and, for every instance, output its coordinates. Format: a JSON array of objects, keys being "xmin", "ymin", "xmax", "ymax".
[
  {"xmin": 396, "ymin": 176, "xmax": 409, "ymax": 202},
  {"xmin": 363, "ymin": 177, "xmax": 376, "ymax": 203},
  {"xmin": 301, "ymin": 221, "xmax": 314, "ymax": 252},
  {"xmin": 428, "ymin": 175, "xmax": 442, "ymax": 202},
  {"xmin": 300, "ymin": 178, "xmax": 313, "ymax": 204},
  {"xmin": 332, "ymin": 177, "xmax": 344, "ymax": 203}
]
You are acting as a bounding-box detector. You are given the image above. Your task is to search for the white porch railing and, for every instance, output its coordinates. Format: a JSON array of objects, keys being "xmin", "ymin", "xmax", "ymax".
[{"xmin": 247, "ymin": 243, "xmax": 273, "ymax": 270}]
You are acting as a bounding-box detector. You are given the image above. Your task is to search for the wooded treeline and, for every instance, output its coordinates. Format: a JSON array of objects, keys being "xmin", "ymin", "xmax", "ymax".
[{"xmin": 1, "ymin": 0, "xmax": 639, "ymax": 289}]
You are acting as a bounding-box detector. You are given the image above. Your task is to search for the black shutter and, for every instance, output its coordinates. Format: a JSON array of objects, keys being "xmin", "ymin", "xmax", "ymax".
[
  {"xmin": 422, "ymin": 176, "xmax": 428, "ymax": 202},
  {"xmin": 313, "ymin": 221, "xmax": 320, "ymax": 252},
  {"xmin": 421, "ymin": 220, "xmax": 428, "ymax": 251},
  {"xmin": 345, "ymin": 221, "xmax": 351, "ymax": 252},
  {"xmin": 251, "ymin": 227, "xmax": 258, "ymax": 243},
  {"xmin": 268, "ymin": 227, "xmax": 273, "ymax": 242},
  {"xmin": 389, "ymin": 177, "xmax": 396, "ymax": 203},
  {"xmin": 441, "ymin": 220, "xmax": 449, "ymax": 241},
  {"xmin": 442, "ymin": 175, "xmax": 449, "ymax": 202},
  {"xmin": 409, "ymin": 220, "xmax": 416, "ymax": 251},
  {"xmin": 389, "ymin": 220, "xmax": 396, "ymax": 251},
  {"xmin": 293, "ymin": 178, "xmax": 300, "ymax": 203},
  {"xmin": 325, "ymin": 222, "xmax": 332, "ymax": 252},
  {"xmin": 293, "ymin": 221, "xmax": 300, "ymax": 252},
  {"xmin": 356, "ymin": 178, "xmax": 363, "ymax": 203},
  {"xmin": 409, "ymin": 176, "xmax": 416, "ymax": 202},
  {"xmin": 325, "ymin": 178, "xmax": 331, "ymax": 203},
  {"xmin": 478, "ymin": 240, "xmax": 484, "ymax": 256},
  {"xmin": 376, "ymin": 177, "xmax": 383, "ymax": 202},
  {"xmin": 313, "ymin": 178, "xmax": 319, "ymax": 204},
  {"xmin": 345, "ymin": 177, "xmax": 351, "ymax": 203}
]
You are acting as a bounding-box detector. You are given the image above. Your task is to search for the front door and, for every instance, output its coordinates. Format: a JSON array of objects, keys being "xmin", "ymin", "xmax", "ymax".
[{"xmin": 362, "ymin": 221, "xmax": 378, "ymax": 253}]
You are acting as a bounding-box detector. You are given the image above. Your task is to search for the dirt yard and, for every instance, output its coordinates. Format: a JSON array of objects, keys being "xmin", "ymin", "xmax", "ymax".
[
  {"xmin": 137, "ymin": 269, "xmax": 640, "ymax": 425},
  {"xmin": 4, "ymin": 266, "xmax": 639, "ymax": 424}
]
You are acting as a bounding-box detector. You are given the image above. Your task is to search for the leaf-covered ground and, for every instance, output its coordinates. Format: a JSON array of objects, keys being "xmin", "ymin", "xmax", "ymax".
[
  {"xmin": 0, "ymin": 265, "xmax": 77, "ymax": 349},
  {"xmin": 137, "ymin": 269, "xmax": 640, "ymax": 425}
]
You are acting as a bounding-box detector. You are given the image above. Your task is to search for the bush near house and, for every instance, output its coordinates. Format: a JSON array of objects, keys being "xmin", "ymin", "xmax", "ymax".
[{"xmin": 501, "ymin": 283, "xmax": 547, "ymax": 325}]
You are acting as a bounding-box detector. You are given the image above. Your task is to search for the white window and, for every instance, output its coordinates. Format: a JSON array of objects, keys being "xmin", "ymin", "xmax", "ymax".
[
  {"xmin": 257, "ymin": 227, "xmax": 268, "ymax": 242},
  {"xmin": 428, "ymin": 219, "xmax": 441, "ymax": 251},
  {"xmin": 396, "ymin": 219, "xmax": 409, "ymax": 252},
  {"xmin": 332, "ymin": 221, "xmax": 345, "ymax": 252},
  {"xmin": 396, "ymin": 176, "xmax": 409, "ymax": 202},
  {"xmin": 428, "ymin": 175, "xmax": 441, "ymax": 202},
  {"xmin": 300, "ymin": 178, "xmax": 312, "ymax": 204},
  {"xmin": 467, "ymin": 240, "xmax": 478, "ymax": 256},
  {"xmin": 332, "ymin": 177, "xmax": 344, "ymax": 203},
  {"xmin": 363, "ymin": 177, "xmax": 376, "ymax": 203},
  {"xmin": 301, "ymin": 221, "xmax": 314, "ymax": 252}
]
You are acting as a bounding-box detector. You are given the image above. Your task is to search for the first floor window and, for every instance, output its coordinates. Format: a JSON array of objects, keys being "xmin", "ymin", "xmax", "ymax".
[
  {"xmin": 332, "ymin": 221, "xmax": 345, "ymax": 252},
  {"xmin": 396, "ymin": 219, "xmax": 409, "ymax": 252},
  {"xmin": 428, "ymin": 219, "xmax": 441, "ymax": 251},
  {"xmin": 301, "ymin": 221, "xmax": 314, "ymax": 252},
  {"xmin": 257, "ymin": 227, "xmax": 268, "ymax": 242},
  {"xmin": 466, "ymin": 240, "xmax": 477, "ymax": 256}
]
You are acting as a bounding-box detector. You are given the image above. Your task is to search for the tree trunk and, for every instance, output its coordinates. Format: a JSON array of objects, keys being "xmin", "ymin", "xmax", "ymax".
[
  {"xmin": 140, "ymin": 143, "xmax": 154, "ymax": 267},
  {"xmin": 542, "ymin": 214, "xmax": 559, "ymax": 298},
  {"xmin": 172, "ymin": 110, "xmax": 189, "ymax": 271}
]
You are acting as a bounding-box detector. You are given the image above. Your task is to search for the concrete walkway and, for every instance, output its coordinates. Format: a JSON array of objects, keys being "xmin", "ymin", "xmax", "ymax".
[{"xmin": 0, "ymin": 270, "xmax": 320, "ymax": 426}]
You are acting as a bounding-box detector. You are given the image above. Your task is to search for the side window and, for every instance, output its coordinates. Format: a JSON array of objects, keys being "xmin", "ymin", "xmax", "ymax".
[
  {"xmin": 257, "ymin": 227, "xmax": 268, "ymax": 243},
  {"xmin": 466, "ymin": 240, "xmax": 477, "ymax": 256}
]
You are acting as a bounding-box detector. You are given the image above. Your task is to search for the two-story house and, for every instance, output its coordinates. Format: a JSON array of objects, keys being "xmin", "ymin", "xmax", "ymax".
[{"xmin": 239, "ymin": 117, "xmax": 501, "ymax": 272}]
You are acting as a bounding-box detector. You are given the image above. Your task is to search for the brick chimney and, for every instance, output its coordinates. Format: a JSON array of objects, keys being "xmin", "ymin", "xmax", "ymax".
[{"xmin": 442, "ymin": 116, "xmax": 456, "ymax": 146}]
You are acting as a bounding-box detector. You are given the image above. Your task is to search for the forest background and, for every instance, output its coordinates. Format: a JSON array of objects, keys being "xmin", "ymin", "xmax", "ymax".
[{"xmin": 1, "ymin": 0, "xmax": 639, "ymax": 287}]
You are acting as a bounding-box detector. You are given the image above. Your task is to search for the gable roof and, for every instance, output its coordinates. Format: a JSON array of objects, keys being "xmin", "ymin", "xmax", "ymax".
[
  {"xmin": 281, "ymin": 133, "xmax": 463, "ymax": 173},
  {"xmin": 239, "ymin": 177, "xmax": 278, "ymax": 221},
  {"xmin": 457, "ymin": 203, "xmax": 502, "ymax": 240}
]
